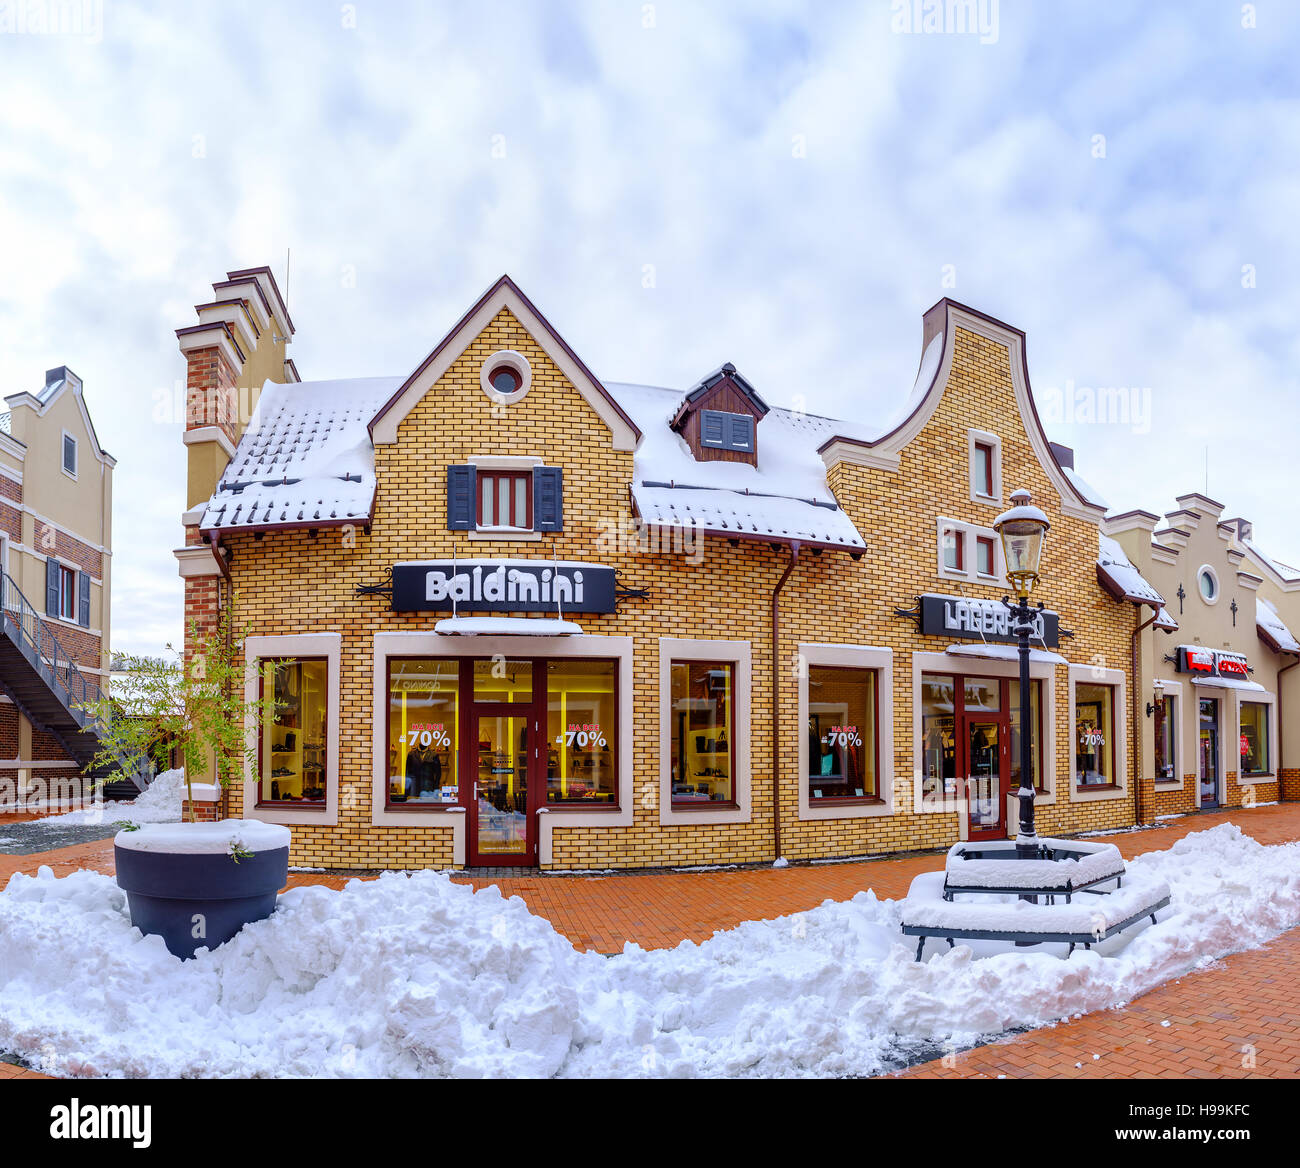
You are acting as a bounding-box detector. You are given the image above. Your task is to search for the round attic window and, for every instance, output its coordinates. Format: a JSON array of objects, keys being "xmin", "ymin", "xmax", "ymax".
[
  {"xmin": 480, "ymin": 350, "xmax": 531, "ymax": 405},
  {"xmin": 1197, "ymin": 565, "xmax": 1219, "ymax": 604}
]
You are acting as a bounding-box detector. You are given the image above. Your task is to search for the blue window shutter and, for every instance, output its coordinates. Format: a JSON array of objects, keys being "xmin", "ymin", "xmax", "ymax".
[
  {"xmin": 78, "ymin": 571, "xmax": 91, "ymax": 627},
  {"xmin": 727, "ymin": 415, "xmax": 755, "ymax": 452},
  {"xmin": 447, "ymin": 465, "xmax": 476, "ymax": 530},
  {"xmin": 534, "ymin": 466, "xmax": 563, "ymax": 532},
  {"xmin": 701, "ymin": 410, "xmax": 725, "ymax": 448},
  {"xmin": 45, "ymin": 557, "xmax": 59, "ymax": 617}
]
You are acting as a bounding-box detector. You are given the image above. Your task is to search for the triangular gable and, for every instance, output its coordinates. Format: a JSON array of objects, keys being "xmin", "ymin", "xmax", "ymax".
[
  {"xmin": 3, "ymin": 369, "xmax": 116, "ymax": 468},
  {"xmin": 369, "ymin": 275, "xmax": 640, "ymax": 449},
  {"xmin": 818, "ymin": 299, "xmax": 1104, "ymax": 524}
]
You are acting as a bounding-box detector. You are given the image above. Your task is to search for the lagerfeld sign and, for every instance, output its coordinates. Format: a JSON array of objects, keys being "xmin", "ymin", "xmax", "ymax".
[
  {"xmin": 390, "ymin": 560, "xmax": 617, "ymax": 614},
  {"xmin": 918, "ymin": 593, "xmax": 1061, "ymax": 648}
]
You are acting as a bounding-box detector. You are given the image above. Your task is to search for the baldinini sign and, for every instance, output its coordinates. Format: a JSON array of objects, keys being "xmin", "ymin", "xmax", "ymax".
[
  {"xmin": 391, "ymin": 560, "xmax": 617, "ymax": 614},
  {"xmin": 917, "ymin": 593, "xmax": 1061, "ymax": 648}
]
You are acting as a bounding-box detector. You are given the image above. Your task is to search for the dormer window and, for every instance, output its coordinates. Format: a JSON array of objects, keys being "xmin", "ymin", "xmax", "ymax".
[
  {"xmin": 670, "ymin": 362, "xmax": 769, "ymax": 468},
  {"xmin": 700, "ymin": 410, "xmax": 755, "ymax": 453}
]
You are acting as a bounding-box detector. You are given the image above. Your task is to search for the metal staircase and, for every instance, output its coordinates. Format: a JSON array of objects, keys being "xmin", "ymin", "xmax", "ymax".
[{"xmin": 0, "ymin": 572, "xmax": 152, "ymax": 796}]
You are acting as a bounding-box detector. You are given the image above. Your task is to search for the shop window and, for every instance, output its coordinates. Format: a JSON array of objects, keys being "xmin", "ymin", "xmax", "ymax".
[
  {"xmin": 1154, "ymin": 694, "xmax": 1176, "ymax": 781},
  {"xmin": 670, "ymin": 660, "xmax": 734, "ymax": 806},
  {"xmin": 259, "ymin": 659, "xmax": 329, "ymax": 806},
  {"xmin": 473, "ymin": 657, "xmax": 533, "ymax": 702},
  {"xmin": 920, "ymin": 674, "xmax": 956, "ymax": 802},
  {"xmin": 387, "ymin": 659, "xmax": 459, "ymax": 806},
  {"xmin": 807, "ymin": 665, "xmax": 878, "ymax": 802},
  {"xmin": 1075, "ymin": 682, "xmax": 1116, "ymax": 788},
  {"xmin": 1240, "ymin": 701, "xmax": 1270, "ymax": 775},
  {"xmin": 58, "ymin": 565, "xmax": 76, "ymax": 621},
  {"xmin": 547, "ymin": 659, "xmax": 617, "ymax": 804},
  {"xmin": 1009, "ymin": 678, "xmax": 1045, "ymax": 792}
]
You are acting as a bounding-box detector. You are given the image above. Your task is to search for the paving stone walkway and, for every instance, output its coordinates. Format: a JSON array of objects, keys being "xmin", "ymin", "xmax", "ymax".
[{"xmin": 2, "ymin": 801, "xmax": 1298, "ymax": 1079}]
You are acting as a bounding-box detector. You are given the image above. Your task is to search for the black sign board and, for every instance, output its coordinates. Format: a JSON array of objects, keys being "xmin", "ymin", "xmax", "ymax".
[
  {"xmin": 917, "ymin": 593, "xmax": 1060, "ymax": 648},
  {"xmin": 390, "ymin": 561, "xmax": 617, "ymax": 614}
]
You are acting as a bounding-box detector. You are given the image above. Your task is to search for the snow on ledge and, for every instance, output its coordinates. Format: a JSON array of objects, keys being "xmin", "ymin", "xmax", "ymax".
[
  {"xmin": 115, "ymin": 819, "xmax": 290, "ymax": 855},
  {"xmin": 943, "ymin": 643, "xmax": 1067, "ymax": 665},
  {"xmin": 433, "ymin": 617, "xmax": 583, "ymax": 635}
]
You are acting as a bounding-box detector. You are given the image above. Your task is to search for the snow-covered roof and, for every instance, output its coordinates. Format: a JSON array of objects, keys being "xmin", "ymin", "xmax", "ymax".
[
  {"xmin": 0, "ymin": 411, "xmax": 9, "ymax": 435},
  {"xmin": 1257, "ymin": 596, "xmax": 1300, "ymax": 654},
  {"xmin": 605, "ymin": 381, "xmax": 869, "ymax": 551},
  {"xmin": 433, "ymin": 617, "xmax": 583, "ymax": 636},
  {"xmin": 1152, "ymin": 606, "xmax": 1179, "ymax": 632},
  {"xmin": 1096, "ymin": 533, "xmax": 1164, "ymax": 608},
  {"xmin": 1243, "ymin": 539, "xmax": 1300, "ymax": 584},
  {"xmin": 201, "ymin": 376, "xmax": 402, "ymax": 533},
  {"xmin": 1063, "ymin": 467, "xmax": 1108, "ymax": 511}
]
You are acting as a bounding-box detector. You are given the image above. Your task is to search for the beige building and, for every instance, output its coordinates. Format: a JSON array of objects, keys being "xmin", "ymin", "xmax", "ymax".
[
  {"xmin": 0, "ymin": 367, "xmax": 117, "ymax": 803},
  {"xmin": 1107, "ymin": 494, "xmax": 1300, "ymax": 819}
]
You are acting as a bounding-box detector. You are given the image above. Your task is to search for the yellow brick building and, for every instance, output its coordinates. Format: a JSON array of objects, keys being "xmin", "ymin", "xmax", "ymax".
[{"xmin": 175, "ymin": 274, "xmax": 1173, "ymax": 870}]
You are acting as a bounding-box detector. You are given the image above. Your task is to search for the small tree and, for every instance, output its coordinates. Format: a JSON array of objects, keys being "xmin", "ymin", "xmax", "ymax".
[{"xmin": 81, "ymin": 604, "xmax": 277, "ymax": 823}]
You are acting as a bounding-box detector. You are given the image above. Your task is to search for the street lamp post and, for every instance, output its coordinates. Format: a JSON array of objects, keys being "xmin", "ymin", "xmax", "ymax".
[{"xmin": 994, "ymin": 488, "xmax": 1051, "ymax": 861}]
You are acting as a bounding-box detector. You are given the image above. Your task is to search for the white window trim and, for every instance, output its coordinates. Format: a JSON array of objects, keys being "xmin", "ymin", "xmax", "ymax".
[
  {"xmin": 243, "ymin": 633, "xmax": 342, "ymax": 827},
  {"xmin": 796, "ymin": 643, "xmax": 893, "ymax": 820},
  {"xmin": 370, "ymin": 632, "xmax": 634, "ymax": 866},
  {"xmin": 480, "ymin": 349, "xmax": 533, "ymax": 405},
  {"xmin": 61, "ymin": 429, "xmax": 78, "ymax": 480},
  {"xmin": 937, "ymin": 516, "xmax": 1005, "ymax": 586},
  {"xmin": 1236, "ymin": 691, "xmax": 1278, "ymax": 785},
  {"xmin": 911, "ymin": 649, "xmax": 1059, "ymax": 814},
  {"xmin": 967, "ymin": 429, "xmax": 1002, "ymax": 506},
  {"xmin": 57, "ymin": 563, "xmax": 77, "ymax": 622},
  {"xmin": 1151, "ymin": 677, "xmax": 1183, "ymax": 789},
  {"xmin": 659, "ymin": 636, "xmax": 752, "ymax": 826},
  {"xmin": 1196, "ymin": 564, "xmax": 1220, "ymax": 606},
  {"xmin": 1068, "ymin": 663, "xmax": 1128, "ymax": 802}
]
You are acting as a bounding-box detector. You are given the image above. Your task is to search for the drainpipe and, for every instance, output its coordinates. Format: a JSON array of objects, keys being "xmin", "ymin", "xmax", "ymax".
[
  {"xmin": 1279, "ymin": 654, "xmax": 1300, "ymax": 798},
  {"xmin": 771, "ymin": 542, "xmax": 800, "ymax": 862},
  {"xmin": 1131, "ymin": 605, "xmax": 1159, "ymax": 827}
]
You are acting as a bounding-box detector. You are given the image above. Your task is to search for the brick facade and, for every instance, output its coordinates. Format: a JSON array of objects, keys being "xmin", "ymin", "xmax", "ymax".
[{"xmin": 193, "ymin": 300, "xmax": 1160, "ymax": 870}]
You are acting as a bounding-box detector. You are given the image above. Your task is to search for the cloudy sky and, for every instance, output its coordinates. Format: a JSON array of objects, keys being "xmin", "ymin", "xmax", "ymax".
[{"xmin": 1, "ymin": 0, "xmax": 1297, "ymax": 656}]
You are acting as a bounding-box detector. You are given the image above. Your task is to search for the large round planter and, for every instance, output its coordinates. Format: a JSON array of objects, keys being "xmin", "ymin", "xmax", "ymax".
[{"xmin": 114, "ymin": 820, "xmax": 291, "ymax": 960}]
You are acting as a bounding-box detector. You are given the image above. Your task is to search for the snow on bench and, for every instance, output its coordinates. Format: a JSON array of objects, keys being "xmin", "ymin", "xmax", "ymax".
[
  {"xmin": 942, "ymin": 837, "xmax": 1126, "ymax": 899},
  {"xmin": 900, "ymin": 870, "xmax": 1171, "ymax": 960}
]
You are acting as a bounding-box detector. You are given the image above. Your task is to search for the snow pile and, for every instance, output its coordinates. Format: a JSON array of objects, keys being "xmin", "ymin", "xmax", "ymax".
[
  {"xmin": 36, "ymin": 769, "xmax": 187, "ymax": 828},
  {"xmin": 0, "ymin": 824, "xmax": 1297, "ymax": 1078}
]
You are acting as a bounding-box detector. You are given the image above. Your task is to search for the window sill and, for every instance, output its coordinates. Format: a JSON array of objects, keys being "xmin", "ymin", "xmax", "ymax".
[
  {"xmin": 670, "ymin": 800, "xmax": 739, "ymax": 812},
  {"xmin": 468, "ymin": 529, "xmax": 541, "ymax": 542},
  {"xmin": 545, "ymin": 802, "xmax": 621, "ymax": 811},
  {"xmin": 1074, "ymin": 782, "xmax": 1120, "ymax": 792},
  {"xmin": 257, "ymin": 800, "xmax": 328, "ymax": 810},
  {"xmin": 383, "ymin": 802, "xmax": 465, "ymax": 812},
  {"xmin": 808, "ymin": 795, "xmax": 884, "ymax": 807}
]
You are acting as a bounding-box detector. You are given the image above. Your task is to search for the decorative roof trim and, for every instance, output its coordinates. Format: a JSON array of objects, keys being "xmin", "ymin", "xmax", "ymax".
[
  {"xmin": 369, "ymin": 275, "xmax": 640, "ymax": 450},
  {"xmin": 226, "ymin": 266, "xmax": 294, "ymax": 337},
  {"xmin": 818, "ymin": 301, "xmax": 1105, "ymax": 524}
]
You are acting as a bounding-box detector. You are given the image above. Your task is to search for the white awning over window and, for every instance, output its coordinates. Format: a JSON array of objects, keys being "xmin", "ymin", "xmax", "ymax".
[
  {"xmin": 432, "ymin": 616, "xmax": 583, "ymax": 636},
  {"xmin": 943, "ymin": 643, "xmax": 1068, "ymax": 666},
  {"xmin": 1191, "ymin": 675, "xmax": 1267, "ymax": 693}
]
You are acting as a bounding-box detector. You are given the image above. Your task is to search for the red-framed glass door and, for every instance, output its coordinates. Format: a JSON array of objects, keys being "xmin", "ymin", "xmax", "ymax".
[
  {"xmin": 466, "ymin": 699, "xmax": 542, "ymax": 867},
  {"xmin": 961, "ymin": 677, "xmax": 1011, "ymax": 840}
]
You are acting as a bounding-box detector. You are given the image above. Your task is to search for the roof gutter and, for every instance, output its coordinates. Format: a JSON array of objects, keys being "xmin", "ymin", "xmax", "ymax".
[{"xmin": 771, "ymin": 542, "xmax": 800, "ymax": 862}]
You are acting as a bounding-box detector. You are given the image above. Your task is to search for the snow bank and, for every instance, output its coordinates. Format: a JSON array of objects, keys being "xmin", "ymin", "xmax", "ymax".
[
  {"xmin": 0, "ymin": 824, "xmax": 1297, "ymax": 1078},
  {"xmin": 36, "ymin": 769, "xmax": 187, "ymax": 828}
]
